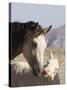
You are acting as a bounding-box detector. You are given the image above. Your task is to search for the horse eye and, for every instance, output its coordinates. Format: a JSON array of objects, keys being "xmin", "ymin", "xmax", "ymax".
[
  {"xmin": 54, "ymin": 71, "xmax": 56, "ymax": 74},
  {"xmin": 32, "ymin": 42, "xmax": 37, "ymax": 48},
  {"xmin": 54, "ymin": 68, "xmax": 58, "ymax": 74}
]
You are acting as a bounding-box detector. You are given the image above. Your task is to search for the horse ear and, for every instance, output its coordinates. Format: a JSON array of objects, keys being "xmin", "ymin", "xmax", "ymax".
[
  {"xmin": 49, "ymin": 52, "xmax": 54, "ymax": 59},
  {"xmin": 31, "ymin": 22, "xmax": 38, "ymax": 29},
  {"xmin": 58, "ymin": 60, "xmax": 64, "ymax": 66},
  {"xmin": 44, "ymin": 25, "xmax": 52, "ymax": 35},
  {"xmin": 36, "ymin": 22, "xmax": 38, "ymax": 25}
]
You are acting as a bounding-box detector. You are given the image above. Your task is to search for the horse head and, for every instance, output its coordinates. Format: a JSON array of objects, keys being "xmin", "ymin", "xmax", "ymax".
[{"xmin": 23, "ymin": 21, "xmax": 52, "ymax": 76}]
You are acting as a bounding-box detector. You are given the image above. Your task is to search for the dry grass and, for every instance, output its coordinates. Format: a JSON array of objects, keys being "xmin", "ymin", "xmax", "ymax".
[{"xmin": 10, "ymin": 48, "xmax": 65, "ymax": 87}]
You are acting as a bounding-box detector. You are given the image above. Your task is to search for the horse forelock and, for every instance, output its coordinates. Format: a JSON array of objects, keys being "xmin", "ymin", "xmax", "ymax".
[{"xmin": 24, "ymin": 21, "xmax": 44, "ymax": 42}]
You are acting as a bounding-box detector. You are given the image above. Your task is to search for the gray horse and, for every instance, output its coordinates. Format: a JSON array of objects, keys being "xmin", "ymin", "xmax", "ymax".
[
  {"xmin": 9, "ymin": 21, "xmax": 61, "ymax": 87},
  {"xmin": 9, "ymin": 21, "xmax": 52, "ymax": 76}
]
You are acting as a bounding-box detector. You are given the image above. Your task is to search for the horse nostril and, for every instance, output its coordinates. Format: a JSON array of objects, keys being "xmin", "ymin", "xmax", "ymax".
[
  {"xmin": 32, "ymin": 42, "xmax": 37, "ymax": 48},
  {"xmin": 42, "ymin": 70, "xmax": 47, "ymax": 75},
  {"xmin": 37, "ymin": 67, "xmax": 40, "ymax": 73}
]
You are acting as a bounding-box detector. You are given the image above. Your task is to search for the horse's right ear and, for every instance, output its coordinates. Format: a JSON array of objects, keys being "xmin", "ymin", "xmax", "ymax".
[
  {"xmin": 58, "ymin": 60, "xmax": 64, "ymax": 66},
  {"xmin": 49, "ymin": 52, "xmax": 54, "ymax": 59},
  {"xmin": 44, "ymin": 25, "xmax": 52, "ymax": 35}
]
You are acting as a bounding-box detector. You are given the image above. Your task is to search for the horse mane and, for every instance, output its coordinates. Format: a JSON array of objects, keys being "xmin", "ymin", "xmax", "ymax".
[{"xmin": 9, "ymin": 21, "xmax": 44, "ymax": 60}]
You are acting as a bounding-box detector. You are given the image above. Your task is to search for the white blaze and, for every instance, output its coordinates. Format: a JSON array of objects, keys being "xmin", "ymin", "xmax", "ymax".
[{"xmin": 33, "ymin": 34, "xmax": 47, "ymax": 74}]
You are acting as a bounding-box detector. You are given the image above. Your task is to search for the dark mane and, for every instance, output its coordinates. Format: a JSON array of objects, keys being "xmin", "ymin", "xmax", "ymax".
[{"xmin": 9, "ymin": 21, "xmax": 43, "ymax": 60}]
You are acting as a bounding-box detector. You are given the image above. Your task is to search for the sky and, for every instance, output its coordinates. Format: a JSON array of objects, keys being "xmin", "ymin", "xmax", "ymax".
[{"xmin": 10, "ymin": 3, "xmax": 65, "ymax": 28}]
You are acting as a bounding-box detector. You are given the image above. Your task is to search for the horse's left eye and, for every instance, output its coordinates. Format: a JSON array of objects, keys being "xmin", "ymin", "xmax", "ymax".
[{"xmin": 32, "ymin": 41, "xmax": 37, "ymax": 48}]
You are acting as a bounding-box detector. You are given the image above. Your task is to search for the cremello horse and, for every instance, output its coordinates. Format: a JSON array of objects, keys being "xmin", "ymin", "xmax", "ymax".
[{"xmin": 42, "ymin": 52, "xmax": 63, "ymax": 80}]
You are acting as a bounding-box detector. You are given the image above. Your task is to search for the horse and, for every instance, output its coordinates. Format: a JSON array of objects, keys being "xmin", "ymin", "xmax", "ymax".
[
  {"xmin": 42, "ymin": 52, "xmax": 64, "ymax": 80},
  {"xmin": 9, "ymin": 21, "xmax": 52, "ymax": 76}
]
